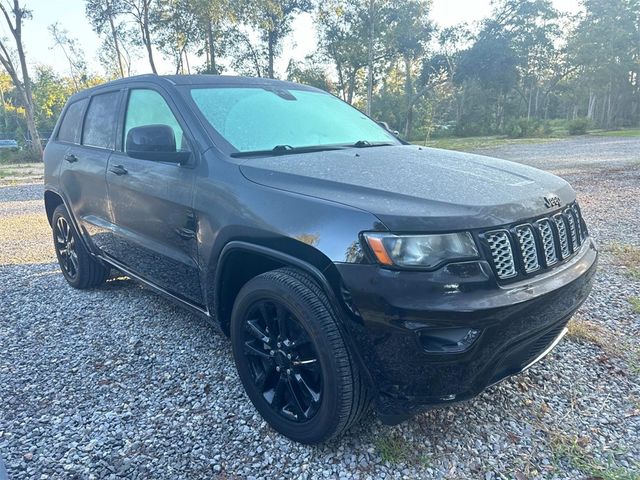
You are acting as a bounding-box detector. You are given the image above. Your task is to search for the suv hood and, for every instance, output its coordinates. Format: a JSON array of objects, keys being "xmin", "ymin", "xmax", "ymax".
[{"xmin": 239, "ymin": 145, "xmax": 574, "ymax": 231}]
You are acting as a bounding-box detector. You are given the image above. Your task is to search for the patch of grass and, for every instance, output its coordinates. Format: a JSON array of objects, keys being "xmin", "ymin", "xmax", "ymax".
[
  {"xmin": 566, "ymin": 315, "xmax": 640, "ymax": 378},
  {"xmin": 549, "ymin": 431, "xmax": 639, "ymax": 480},
  {"xmin": 415, "ymin": 135, "xmax": 563, "ymax": 151},
  {"xmin": 567, "ymin": 317, "xmax": 609, "ymax": 345},
  {"xmin": 591, "ymin": 128, "xmax": 640, "ymax": 138},
  {"xmin": 628, "ymin": 297, "xmax": 640, "ymax": 314},
  {"xmin": 603, "ymin": 243, "xmax": 640, "ymax": 280},
  {"xmin": 0, "ymin": 162, "xmax": 44, "ymax": 185},
  {"xmin": 373, "ymin": 433, "xmax": 430, "ymax": 466},
  {"xmin": 374, "ymin": 433, "xmax": 409, "ymax": 463}
]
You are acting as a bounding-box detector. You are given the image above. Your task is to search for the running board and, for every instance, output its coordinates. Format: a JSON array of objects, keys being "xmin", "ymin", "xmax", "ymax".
[{"xmin": 97, "ymin": 254, "xmax": 210, "ymax": 318}]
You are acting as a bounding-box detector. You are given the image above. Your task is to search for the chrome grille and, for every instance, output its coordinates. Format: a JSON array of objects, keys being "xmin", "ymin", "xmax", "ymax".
[
  {"xmin": 483, "ymin": 202, "xmax": 588, "ymax": 282},
  {"xmin": 553, "ymin": 214, "xmax": 571, "ymax": 259},
  {"xmin": 564, "ymin": 208, "xmax": 579, "ymax": 248},
  {"xmin": 570, "ymin": 204, "xmax": 584, "ymax": 240},
  {"xmin": 485, "ymin": 231, "xmax": 517, "ymax": 279},
  {"xmin": 515, "ymin": 225, "xmax": 540, "ymax": 273},
  {"xmin": 537, "ymin": 219, "xmax": 558, "ymax": 266}
]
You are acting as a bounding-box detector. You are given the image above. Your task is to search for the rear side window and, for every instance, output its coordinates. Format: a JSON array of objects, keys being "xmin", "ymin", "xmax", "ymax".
[
  {"xmin": 82, "ymin": 91, "xmax": 121, "ymax": 149},
  {"xmin": 57, "ymin": 99, "xmax": 87, "ymax": 144}
]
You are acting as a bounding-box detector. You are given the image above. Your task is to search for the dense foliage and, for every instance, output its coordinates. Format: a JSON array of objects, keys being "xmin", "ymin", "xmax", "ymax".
[{"xmin": 0, "ymin": 0, "xmax": 638, "ymax": 157}]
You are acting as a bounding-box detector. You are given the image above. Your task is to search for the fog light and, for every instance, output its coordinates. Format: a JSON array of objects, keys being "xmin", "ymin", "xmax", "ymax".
[{"xmin": 417, "ymin": 327, "xmax": 481, "ymax": 353}]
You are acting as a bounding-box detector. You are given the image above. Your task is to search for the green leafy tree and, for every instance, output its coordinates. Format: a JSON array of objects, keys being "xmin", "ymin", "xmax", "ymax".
[
  {"xmin": 235, "ymin": 0, "xmax": 312, "ymax": 78},
  {"xmin": 0, "ymin": 0, "xmax": 42, "ymax": 155},
  {"xmin": 49, "ymin": 23, "xmax": 88, "ymax": 91},
  {"xmin": 85, "ymin": 0, "xmax": 131, "ymax": 78},
  {"xmin": 567, "ymin": 0, "xmax": 640, "ymax": 127}
]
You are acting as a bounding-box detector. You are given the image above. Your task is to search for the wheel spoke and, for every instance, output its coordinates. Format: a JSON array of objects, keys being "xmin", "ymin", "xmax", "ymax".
[
  {"xmin": 55, "ymin": 230, "xmax": 66, "ymax": 245},
  {"xmin": 259, "ymin": 303, "xmax": 278, "ymax": 335},
  {"xmin": 246, "ymin": 318, "xmax": 270, "ymax": 344},
  {"xmin": 244, "ymin": 341, "xmax": 271, "ymax": 360},
  {"xmin": 69, "ymin": 251, "xmax": 79, "ymax": 275},
  {"xmin": 271, "ymin": 375, "xmax": 287, "ymax": 409},
  {"xmin": 289, "ymin": 327, "xmax": 313, "ymax": 348},
  {"xmin": 293, "ymin": 372, "xmax": 321, "ymax": 404},
  {"xmin": 255, "ymin": 362, "xmax": 276, "ymax": 393},
  {"xmin": 275, "ymin": 304, "xmax": 288, "ymax": 339},
  {"xmin": 287, "ymin": 376, "xmax": 308, "ymax": 419}
]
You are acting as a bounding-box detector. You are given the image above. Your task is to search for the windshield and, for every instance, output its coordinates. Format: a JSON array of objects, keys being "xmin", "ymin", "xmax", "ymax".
[{"xmin": 189, "ymin": 87, "xmax": 398, "ymax": 154}]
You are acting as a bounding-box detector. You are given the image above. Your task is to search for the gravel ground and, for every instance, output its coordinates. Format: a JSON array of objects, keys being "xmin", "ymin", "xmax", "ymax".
[{"xmin": 1, "ymin": 136, "xmax": 639, "ymax": 479}]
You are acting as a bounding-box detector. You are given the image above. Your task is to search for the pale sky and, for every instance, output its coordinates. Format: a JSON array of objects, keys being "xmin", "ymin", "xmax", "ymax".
[{"xmin": 9, "ymin": 0, "xmax": 582, "ymax": 78}]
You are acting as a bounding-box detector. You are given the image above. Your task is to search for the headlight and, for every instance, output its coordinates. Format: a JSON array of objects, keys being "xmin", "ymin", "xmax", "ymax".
[{"xmin": 363, "ymin": 232, "xmax": 479, "ymax": 268}]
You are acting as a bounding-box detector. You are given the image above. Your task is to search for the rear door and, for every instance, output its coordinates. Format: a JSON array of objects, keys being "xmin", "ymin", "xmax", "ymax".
[
  {"xmin": 58, "ymin": 91, "xmax": 122, "ymax": 252},
  {"xmin": 104, "ymin": 87, "xmax": 203, "ymax": 306}
]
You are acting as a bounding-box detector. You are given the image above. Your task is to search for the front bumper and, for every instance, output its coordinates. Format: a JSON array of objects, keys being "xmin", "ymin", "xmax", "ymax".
[{"xmin": 335, "ymin": 239, "xmax": 598, "ymax": 423}]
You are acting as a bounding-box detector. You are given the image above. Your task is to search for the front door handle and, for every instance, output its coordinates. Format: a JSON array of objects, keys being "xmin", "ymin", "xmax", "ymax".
[
  {"xmin": 64, "ymin": 153, "xmax": 78, "ymax": 163},
  {"xmin": 109, "ymin": 165, "xmax": 128, "ymax": 176}
]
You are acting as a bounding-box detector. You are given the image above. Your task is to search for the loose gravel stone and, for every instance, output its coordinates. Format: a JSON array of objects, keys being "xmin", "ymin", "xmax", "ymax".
[{"xmin": 0, "ymin": 136, "xmax": 638, "ymax": 479}]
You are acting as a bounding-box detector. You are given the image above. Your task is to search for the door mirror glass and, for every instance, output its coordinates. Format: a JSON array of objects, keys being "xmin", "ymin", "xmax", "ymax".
[{"xmin": 125, "ymin": 124, "xmax": 188, "ymax": 163}]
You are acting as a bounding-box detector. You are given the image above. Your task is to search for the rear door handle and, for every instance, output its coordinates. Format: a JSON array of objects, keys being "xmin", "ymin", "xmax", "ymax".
[
  {"xmin": 109, "ymin": 165, "xmax": 128, "ymax": 176},
  {"xmin": 64, "ymin": 153, "xmax": 78, "ymax": 163}
]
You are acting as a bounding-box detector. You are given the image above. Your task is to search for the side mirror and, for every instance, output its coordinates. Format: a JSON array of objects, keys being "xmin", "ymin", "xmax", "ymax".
[
  {"xmin": 125, "ymin": 124, "xmax": 190, "ymax": 163},
  {"xmin": 378, "ymin": 121, "xmax": 400, "ymax": 137}
]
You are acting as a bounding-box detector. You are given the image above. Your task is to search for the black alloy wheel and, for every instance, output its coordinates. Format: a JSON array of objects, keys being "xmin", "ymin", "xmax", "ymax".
[
  {"xmin": 54, "ymin": 215, "xmax": 79, "ymax": 280},
  {"xmin": 230, "ymin": 268, "xmax": 369, "ymax": 444},
  {"xmin": 51, "ymin": 204, "xmax": 109, "ymax": 289},
  {"xmin": 242, "ymin": 299, "xmax": 322, "ymax": 422}
]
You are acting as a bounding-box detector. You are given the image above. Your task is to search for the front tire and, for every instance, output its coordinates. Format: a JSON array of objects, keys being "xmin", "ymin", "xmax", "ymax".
[
  {"xmin": 230, "ymin": 268, "xmax": 369, "ymax": 444},
  {"xmin": 52, "ymin": 204, "xmax": 109, "ymax": 289}
]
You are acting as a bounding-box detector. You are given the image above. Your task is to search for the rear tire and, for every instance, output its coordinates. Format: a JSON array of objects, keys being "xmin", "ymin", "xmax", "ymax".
[
  {"xmin": 52, "ymin": 204, "xmax": 109, "ymax": 289},
  {"xmin": 230, "ymin": 267, "xmax": 369, "ymax": 444}
]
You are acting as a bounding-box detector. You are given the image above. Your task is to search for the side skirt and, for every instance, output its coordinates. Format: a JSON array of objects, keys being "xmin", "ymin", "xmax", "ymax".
[{"xmin": 97, "ymin": 253, "xmax": 214, "ymax": 323}]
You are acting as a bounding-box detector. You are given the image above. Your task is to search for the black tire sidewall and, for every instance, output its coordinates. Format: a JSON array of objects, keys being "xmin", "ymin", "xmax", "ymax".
[{"xmin": 230, "ymin": 276, "xmax": 346, "ymax": 444}]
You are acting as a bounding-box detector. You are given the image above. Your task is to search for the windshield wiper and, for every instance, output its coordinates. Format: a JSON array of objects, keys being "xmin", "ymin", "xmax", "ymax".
[
  {"xmin": 350, "ymin": 140, "xmax": 396, "ymax": 148},
  {"xmin": 231, "ymin": 144, "xmax": 347, "ymax": 158}
]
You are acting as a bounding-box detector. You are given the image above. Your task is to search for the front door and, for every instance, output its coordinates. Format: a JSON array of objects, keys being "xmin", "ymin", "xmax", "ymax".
[{"xmin": 105, "ymin": 88, "xmax": 203, "ymax": 306}]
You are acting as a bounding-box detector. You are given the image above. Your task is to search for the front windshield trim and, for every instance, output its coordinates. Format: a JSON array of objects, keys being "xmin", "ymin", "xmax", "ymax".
[{"xmin": 180, "ymin": 84, "xmax": 402, "ymax": 158}]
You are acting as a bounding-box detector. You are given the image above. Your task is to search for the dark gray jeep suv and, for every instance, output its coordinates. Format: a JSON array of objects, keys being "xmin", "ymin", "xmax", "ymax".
[{"xmin": 44, "ymin": 74, "xmax": 597, "ymax": 444}]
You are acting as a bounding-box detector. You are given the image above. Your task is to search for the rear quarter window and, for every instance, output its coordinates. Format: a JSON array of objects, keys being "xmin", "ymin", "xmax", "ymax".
[
  {"xmin": 82, "ymin": 91, "xmax": 121, "ymax": 149},
  {"xmin": 57, "ymin": 99, "xmax": 88, "ymax": 144}
]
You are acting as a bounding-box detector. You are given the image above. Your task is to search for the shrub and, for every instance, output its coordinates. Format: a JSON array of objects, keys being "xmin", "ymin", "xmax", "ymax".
[
  {"xmin": 0, "ymin": 148, "xmax": 41, "ymax": 164},
  {"xmin": 505, "ymin": 118, "xmax": 549, "ymax": 138},
  {"xmin": 567, "ymin": 118, "xmax": 589, "ymax": 135}
]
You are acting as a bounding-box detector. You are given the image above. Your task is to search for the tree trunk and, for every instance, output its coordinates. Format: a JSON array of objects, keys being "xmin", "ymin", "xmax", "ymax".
[
  {"xmin": 206, "ymin": 20, "xmax": 217, "ymax": 74},
  {"xmin": 107, "ymin": 2, "xmax": 125, "ymax": 78},
  {"xmin": 403, "ymin": 55, "xmax": 413, "ymax": 138},
  {"xmin": 141, "ymin": 2, "xmax": 157, "ymax": 74},
  {"xmin": 347, "ymin": 72, "xmax": 357, "ymax": 104},
  {"xmin": 365, "ymin": 0, "xmax": 375, "ymax": 115},
  {"xmin": 587, "ymin": 92, "xmax": 596, "ymax": 119},
  {"xmin": 267, "ymin": 31, "xmax": 275, "ymax": 78},
  {"xmin": 5, "ymin": 0, "xmax": 42, "ymax": 156},
  {"xmin": 184, "ymin": 50, "xmax": 191, "ymax": 74}
]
